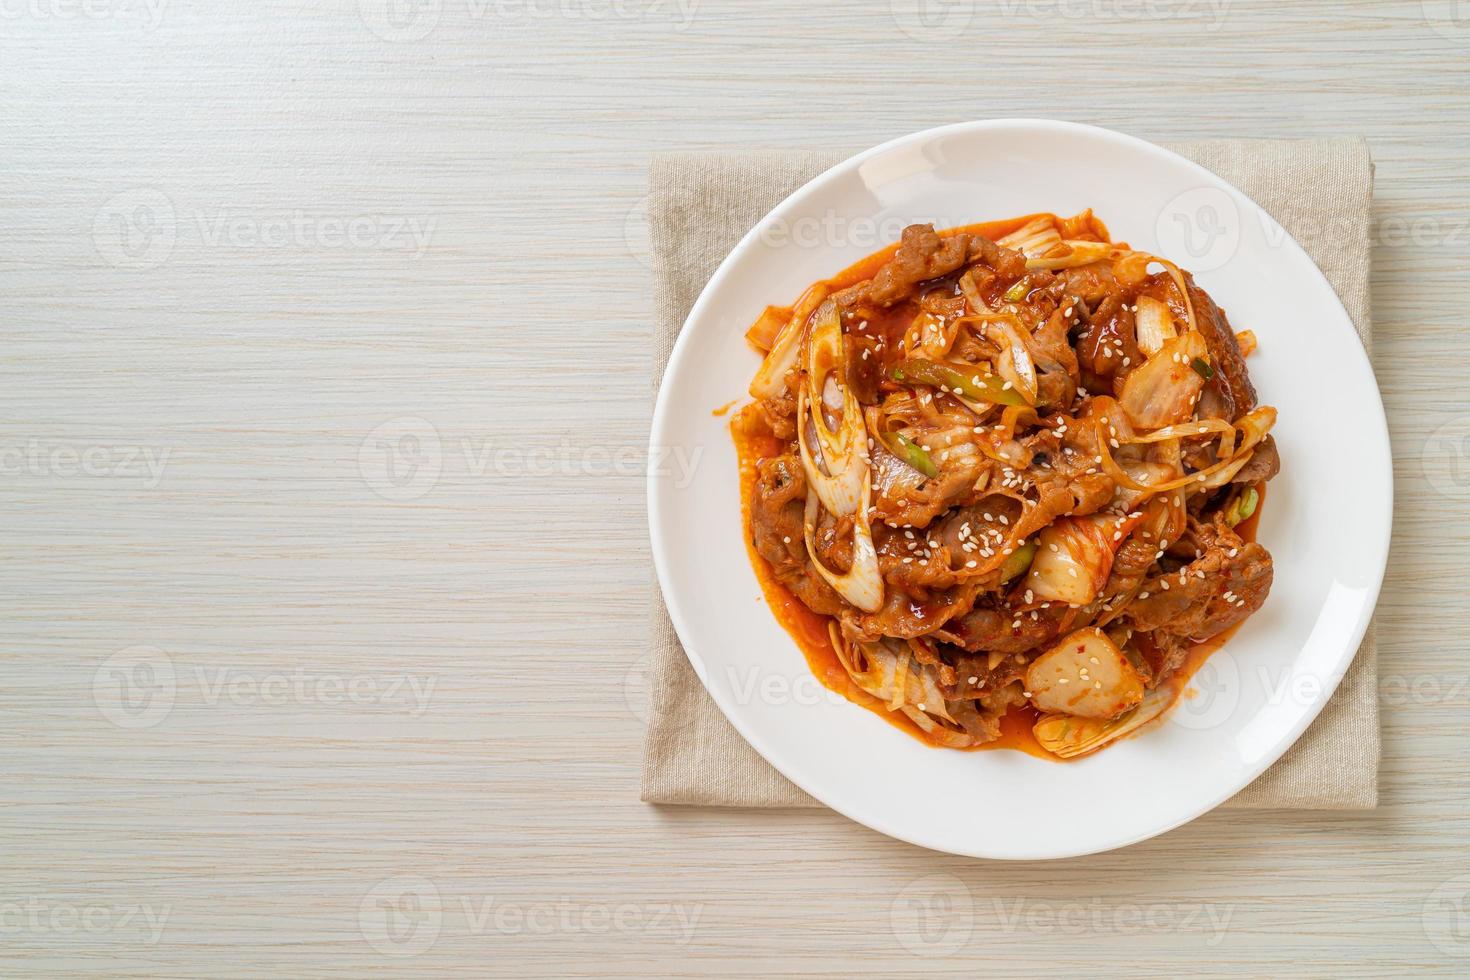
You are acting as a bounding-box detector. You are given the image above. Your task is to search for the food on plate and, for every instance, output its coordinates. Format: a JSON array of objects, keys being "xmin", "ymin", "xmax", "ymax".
[{"xmin": 732, "ymin": 212, "xmax": 1278, "ymax": 758}]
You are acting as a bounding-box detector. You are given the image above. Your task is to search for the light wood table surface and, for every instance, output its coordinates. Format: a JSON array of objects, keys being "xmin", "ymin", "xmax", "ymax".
[{"xmin": 2, "ymin": 1, "xmax": 1468, "ymax": 975}]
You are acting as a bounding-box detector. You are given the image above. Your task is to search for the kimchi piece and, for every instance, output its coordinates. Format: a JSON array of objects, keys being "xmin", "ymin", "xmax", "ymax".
[{"xmin": 734, "ymin": 213, "xmax": 1280, "ymax": 759}]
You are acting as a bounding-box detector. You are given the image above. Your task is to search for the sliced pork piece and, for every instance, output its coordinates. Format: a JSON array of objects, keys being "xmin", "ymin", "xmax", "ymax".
[
  {"xmin": 866, "ymin": 224, "xmax": 1026, "ymax": 307},
  {"xmin": 940, "ymin": 599, "xmax": 1070, "ymax": 656},
  {"xmin": 1127, "ymin": 521, "xmax": 1272, "ymax": 639},
  {"xmin": 1230, "ymin": 434, "xmax": 1280, "ymax": 485},
  {"xmin": 869, "ymin": 424, "xmax": 988, "ymax": 530},
  {"xmin": 1184, "ymin": 272, "xmax": 1256, "ymax": 418},
  {"xmin": 749, "ymin": 455, "xmax": 846, "ymax": 615}
]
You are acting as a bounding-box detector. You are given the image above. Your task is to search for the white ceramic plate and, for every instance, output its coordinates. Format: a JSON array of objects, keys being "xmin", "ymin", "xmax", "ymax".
[{"xmin": 648, "ymin": 120, "xmax": 1390, "ymax": 859}]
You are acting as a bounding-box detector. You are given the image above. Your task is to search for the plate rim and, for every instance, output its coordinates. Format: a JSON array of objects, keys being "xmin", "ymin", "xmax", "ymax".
[{"xmin": 647, "ymin": 118, "xmax": 1392, "ymax": 859}]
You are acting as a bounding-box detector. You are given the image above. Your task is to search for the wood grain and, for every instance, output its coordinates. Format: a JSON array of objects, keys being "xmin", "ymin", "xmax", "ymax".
[{"xmin": 0, "ymin": 0, "xmax": 1467, "ymax": 975}]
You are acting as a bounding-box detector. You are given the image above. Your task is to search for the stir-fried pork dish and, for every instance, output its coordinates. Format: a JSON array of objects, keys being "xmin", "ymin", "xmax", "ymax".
[{"xmin": 734, "ymin": 212, "xmax": 1278, "ymax": 758}]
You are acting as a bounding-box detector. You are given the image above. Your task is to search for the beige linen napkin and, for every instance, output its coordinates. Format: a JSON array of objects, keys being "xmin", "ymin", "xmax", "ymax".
[{"xmin": 644, "ymin": 138, "xmax": 1379, "ymax": 810}]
